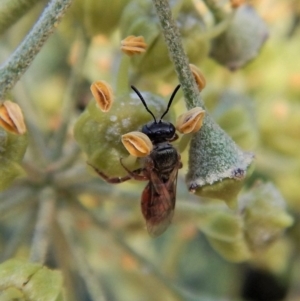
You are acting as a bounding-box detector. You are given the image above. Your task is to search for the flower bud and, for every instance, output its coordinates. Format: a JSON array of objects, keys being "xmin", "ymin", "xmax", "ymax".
[
  {"xmin": 250, "ymin": 238, "xmax": 292, "ymax": 274},
  {"xmin": 240, "ymin": 182, "xmax": 293, "ymax": 250},
  {"xmin": 122, "ymin": 131, "xmax": 153, "ymax": 157},
  {"xmin": 74, "ymin": 90, "xmax": 169, "ymax": 177},
  {"xmin": 197, "ymin": 182, "xmax": 292, "ymax": 262},
  {"xmin": 176, "ymin": 107, "xmax": 205, "ymax": 134},
  {"xmin": 0, "ymin": 101, "xmax": 26, "ymax": 135},
  {"xmin": 210, "ymin": 5, "xmax": 269, "ymax": 70},
  {"xmin": 208, "ymin": 236, "xmax": 251, "ymax": 262},
  {"xmin": 201, "ymin": 211, "xmax": 251, "ymax": 262},
  {"xmin": 69, "ymin": 0, "xmax": 131, "ymax": 36},
  {"xmin": 90, "ymin": 81, "xmax": 114, "ymax": 112},
  {"xmin": 191, "ymin": 177, "xmax": 248, "ymax": 209}
]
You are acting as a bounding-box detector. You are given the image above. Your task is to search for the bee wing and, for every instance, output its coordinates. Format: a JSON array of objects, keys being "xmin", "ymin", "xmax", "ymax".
[{"xmin": 141, "ymin": 171, "xmax": 178, "ymax": 236}]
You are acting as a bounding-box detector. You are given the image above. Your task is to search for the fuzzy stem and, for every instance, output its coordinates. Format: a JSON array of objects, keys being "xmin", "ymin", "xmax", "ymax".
[
  {"xmin": 152, "ymin": 0, "xmax": 202, "ymax": 110},
  {"xmin": 116, "ymin": 54, "xmax": 131, "ymax": 95},
  {"xmin": 0, "ymin": 0, "xmax": 43, "ymax": 35},
  {"xmin": 29, "ymin": 187, "xmax": 56, "ymax": 263},
  {"xmin": 0, "ymin": 0, "xmax": 73, "ymax": 100}
]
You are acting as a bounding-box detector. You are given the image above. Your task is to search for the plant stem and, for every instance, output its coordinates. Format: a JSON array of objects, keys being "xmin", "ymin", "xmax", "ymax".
[
  {"xmin": 201, "ymin": 0, "xmax": 228, "ymax": 21},
  {"xmin": 0, "ymin": 186, "xmax": 35, "ymax": 220},
  {"xmin": 74, "ymin": 200, "xmax": 185, "ymax": 301},
  {"xmin": 51, "ymin": 31, "xmax": 89, "ymax": 160},
  {"xmin": 0, "ymin": 209, "xmax": 35, "ymax": 262},
  {"xmin": 196, "ymin": 11, "xmax": 233, "ymax": 40},
  {"xmin": 29, "ymin": 187, "xmax": 56, "ymax": 263},
  {"xmin": 13, "ymin": 80, "xmax": 50, "ymax": 164},
  {"xmin": 52, "ymin": 220, "xmax": 81, "ymax": 301},
  {"xmin": 0, "ymin": 0, "xmax": 73, "ymax": 99},
  {"xmin": 0, "ymin": 0, "xmax": 43, "ymax": 35},
  {"xmin": 47, "ymin": 143, "xmax": 81, "ymax": 172},
  {"xmin": 152, "ymin": 0, "xmax": 202, "ymax": 110},
  {"xmin": 116, "ymin": 55, "xmax": 130, "ymax": 95},
  {"xmin": 57, "ymin": 207, "xmax": 108, "ymax": 301}
]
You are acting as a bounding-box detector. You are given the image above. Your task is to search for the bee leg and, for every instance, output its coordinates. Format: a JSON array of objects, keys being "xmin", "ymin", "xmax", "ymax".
[
  {"xmin": 87, "ymin": 162, "xmax": 131, "ymax": 183},
  {"xmin": 119, "ymin": 158, "xmax": 148, "ymax": 181}
]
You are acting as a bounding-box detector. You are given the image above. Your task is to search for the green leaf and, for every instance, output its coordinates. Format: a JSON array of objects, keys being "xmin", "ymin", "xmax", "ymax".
[{"xmin": 0, "ymin": 259, "xmax": 64, "ymax": 301}]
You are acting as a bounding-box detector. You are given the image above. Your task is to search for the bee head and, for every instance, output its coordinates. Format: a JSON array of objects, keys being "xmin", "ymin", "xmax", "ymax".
[
  {"xmin": 142, "ymin": 120, "xmax": 176, "ymax": 142},
  {"xmin": 131, "ymin": 85, "xmax": 180, "ymax": 142}
]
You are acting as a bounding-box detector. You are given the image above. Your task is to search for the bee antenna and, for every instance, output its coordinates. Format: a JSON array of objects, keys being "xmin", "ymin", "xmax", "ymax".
[
  {"xmin": 131, "ymin": 85, "xmax": 157, "ymax": 123},
  {"xmin": 159, "ymin": 85, "xmax": 181, "ymax": 121}
]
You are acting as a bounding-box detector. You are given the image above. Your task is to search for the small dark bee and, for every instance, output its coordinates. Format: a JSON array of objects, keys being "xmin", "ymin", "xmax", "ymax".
[{"xmin": 91, "ymin": 85, "xmax": 182, "ymax": 236}]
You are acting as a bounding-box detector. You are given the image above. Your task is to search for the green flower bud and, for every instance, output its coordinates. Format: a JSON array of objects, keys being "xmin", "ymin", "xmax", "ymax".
[
  {"xmin": 69, "ymin": 0, "xmax": 131, "ymax": 36},
  {"xmin": 250, "ymin": 238, "xmax": 292, "ymax": 274},
  {"xmin": 120, "ymin": 0, "xmax": 209, "ymax": 79},
  {"xmin": 240, "ymin": 182, "xmax": 293, "ymax": 250},
  {"xmin": 0, "ymin": 128, "xmax": 28, "ymax": 191},
  {"xmin": 210, "ymin": 5, "xmax": 269, "ymax": 70},
  {"xmin": 201, "ymin": 211, "xmax": 251, "ymax": 262},
  {"xmin": 0, "ymin": 259, "xmax": 63, "ymax": 300},
  {"xmin": 208, "ymin": 237, "xmax": 251, "ymax": 262},
  {"xmin": 193, "ymin": 177, "xmax": 247, "ymax": 209},
  {"xmin": 198, "ymin": 182, "xmax": 292, "ymax": 262},
  {"xmin": 186, "ymin": 113, "xmax": 254, "ymax": 208},
  {"xmin": 74, "ymin": 90, "xmax": 168, "ymax": 177}
]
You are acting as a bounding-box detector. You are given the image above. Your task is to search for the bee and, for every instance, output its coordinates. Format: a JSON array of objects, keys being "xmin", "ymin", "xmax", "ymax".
[{"xmin": 90, "ymin": 85, "xmax": 182, "ymax": 236}]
